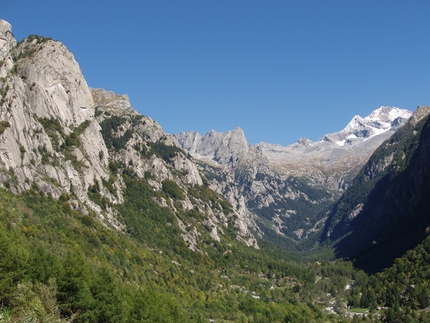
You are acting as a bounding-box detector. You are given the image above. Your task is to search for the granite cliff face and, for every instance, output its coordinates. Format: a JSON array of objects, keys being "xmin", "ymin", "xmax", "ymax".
[
  {"xmin": 0, "ymin": 26, "xmax": 105, "ymax": 203},
  {"xmin": 0, "ymin": 20, "xmax": 16, "ymax": 74},
  {"xmin": 0, "ymin": 20, "xmax": 257, "ymax": 250}
]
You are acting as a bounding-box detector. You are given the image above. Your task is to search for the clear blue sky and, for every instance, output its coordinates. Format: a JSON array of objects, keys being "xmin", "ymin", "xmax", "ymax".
[{"xmin": 3, "ymin": 1, "xmax": 430, "ymax": 145}]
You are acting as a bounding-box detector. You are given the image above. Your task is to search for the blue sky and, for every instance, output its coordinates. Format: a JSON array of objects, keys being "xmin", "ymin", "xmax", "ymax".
[{"xmin": 3, "ymin": 1, "xmax": 430, "ymax": 145}]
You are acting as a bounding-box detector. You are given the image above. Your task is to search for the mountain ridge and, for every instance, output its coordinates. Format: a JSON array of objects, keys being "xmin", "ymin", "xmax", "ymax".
[
  {"xmin": 174, "ymin": 105, "xmax": 413, "ymax": 247},
  {"xmin": 176, "ymin": 106, "xmax": 412, "ymax": 190}
]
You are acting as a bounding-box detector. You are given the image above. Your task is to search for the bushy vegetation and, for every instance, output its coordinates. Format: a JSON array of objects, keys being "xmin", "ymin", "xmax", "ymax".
[
  {"xmin": 162, "ymin": 179, "xmax": 185, "ymax": 200},
  {"xmin": 1, "ymin": 102, "xmax": 427, "ymax": 323},
  {"xmin": 99, "ymin": 116, "xmax": 133, "ymax": 151},
  {"xmin": 147, "ymin": 141, "xmax": 183, "ymax": 162},
  {"xmin": 0, "ymin": 84, "xmax": 9, "ymax": 106},
  {"xmin": 354, "ymin": 234, "xmax": 430, "ymax": 322},
  {"xmin": 0, "ymin": 176, "xmax": 384, "ymax": 323},
  {"xmin": 0, "ymin": 120, "xmax": 10, "ymax": 135}
]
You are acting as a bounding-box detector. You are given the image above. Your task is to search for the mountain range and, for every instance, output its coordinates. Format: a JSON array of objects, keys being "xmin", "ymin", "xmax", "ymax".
[
  {"xmin": 174, "ymin": 106, "xmax": 413, "ymax": 247},
  {"xmin": 1, "ymin": 19, "xmax": 430, "ymax": 322}
]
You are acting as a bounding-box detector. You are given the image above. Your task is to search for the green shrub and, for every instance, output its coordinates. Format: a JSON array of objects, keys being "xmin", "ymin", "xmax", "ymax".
[
  {"xmin": 0, "ymin": 120, "xmax": 10, "ymax": 135},
  {"xmin": 162, "ymin": 180, "xmax": 184, "ymax": 200}
]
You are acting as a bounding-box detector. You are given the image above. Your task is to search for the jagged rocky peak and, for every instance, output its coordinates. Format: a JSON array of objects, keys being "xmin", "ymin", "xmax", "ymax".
[
  {"xmin": 92, "ymin": 88, "xmax": 137, "ymax": 117},
  {"xmin": 92, "ymin": 88, "xmax": 179, "ymax": 147},
  {"xmin": 297, "ymin": 137, "xmax": 312, "ymax": 146},
  {"xmin": 0, "ymin": 20, "xmax": 16, "ymax": 60},
  {"xmin": 174, "ymin": 130, "xmax": 202, "ymax": 152},
  {"xmin": 409, "ymin": 106, "xmax": 430, "ymax": 126},
  {"xmin": 175, "ymin": 126, "xmax": 250, "ymax": 166}
]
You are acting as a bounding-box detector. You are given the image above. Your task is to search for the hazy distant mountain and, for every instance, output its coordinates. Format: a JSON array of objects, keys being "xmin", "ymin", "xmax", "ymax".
[
  {"xmin": 258, "ymin": 106, "xmax": 412, "ymax": 189},
  {"xmin": 175, "ymin": 106, "xmax": 413, "ymax": 248}
]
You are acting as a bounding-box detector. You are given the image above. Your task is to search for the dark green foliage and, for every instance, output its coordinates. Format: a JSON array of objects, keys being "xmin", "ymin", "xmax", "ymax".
[
  {"xmin": 99, "ymin": 116, "xmax": 133, "ymax": 151},
  {"xmin": 88, "ymin": 180, "xmax": 110, "ymax": 209},
  {"xmin": 74, "ymin": 120, "xmax": 91, "ymax": 136},
  {"xmin": 25, "ymin": 34, "xmax": 52, "ymax": 44},
  {"xmin": 188, "ymin": 183, "xmax": 233, "ymax": 215},
  {"xmin": 0, "ymin": 84, "xmax": 9, "ymax": 106},
  {"xmin": 117, "ymin": 178, "xmax": 184, "ymax": 251},
  {"xmin": 38, "ymin": 117, "xmax": 63, "ymax": 149},
  {"xmin": 129, "ymin": 283, "xmax": 188, "ymax": 323},
  {"xmin": 162, "ymin": 179, "xmax": 185, "ymax": 200},
  {"xmin": 0, "ymin": 228, "xmax": 27, "ymax": 306},
  {"xmin": 94, "ymin": 106, "xmax": 103, "ymax": 117},
  {"xmin": 218, "ymin": 197, "xmax": 233, "ymax": 215},
  {"xmin": 108, "ymin": 160, "xmax": 121, "ymax": 174},
  {"xmin": 0, "ymin": 181, "xmax": 397, "ymax": 322},
  {"xmin": 0, "ymin": 120, "xmax": 10, "ymax": 135},
  {"xmin": 147, "ymin": 140, "xmax": 182, "ymax": 162},
  {"xmin": 351, "ymin": 235, "xmax": 430, "ymax": 322},
  {"xmin": 13, "ymin": 35, "xmax": 52, "ymax": 63},
  {"xmin": 38, "ymin": 117, "xmax": 63, "ymax": 134},
  {"xmin": 0, "ymin": 187, "xmax": 198, "ymax": 322},
  {"xmin": 188, "ymin": 183, "xmax": 218, "ymax": 204},
  {"xmin": 64, "ymin": 132, "xmax": 79, "ymax": 147}
]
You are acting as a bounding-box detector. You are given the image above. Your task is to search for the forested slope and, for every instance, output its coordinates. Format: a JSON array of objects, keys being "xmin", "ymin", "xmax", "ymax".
[{"xmin": 0, "ymin": 185, "xmax": 363, "ymax": 322}]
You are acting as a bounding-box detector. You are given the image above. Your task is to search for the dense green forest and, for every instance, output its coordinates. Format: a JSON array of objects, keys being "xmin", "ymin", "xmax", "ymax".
[
  {"xmin": 0, "ymin": 181, "xmax": 369, "ymax": 322},
  {"xmin": 1, "ymin": 171, "xmax": 430, "ymax": 322}
]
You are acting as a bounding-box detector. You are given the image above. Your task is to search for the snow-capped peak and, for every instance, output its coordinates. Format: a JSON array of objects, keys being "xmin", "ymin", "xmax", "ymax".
[
  {"xmin": 321, "ymin": 106, "xmax": 412, "ymax": 147},
  {"xmin": 367, "ymin": 106, "xmax": 413, "ymax": 122}
]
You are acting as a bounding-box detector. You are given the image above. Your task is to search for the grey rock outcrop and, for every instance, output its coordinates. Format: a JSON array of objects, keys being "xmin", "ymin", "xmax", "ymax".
[
  {"xmin": 175, "ymin": 127, "xmax": 250, "ymax": 166},
  {"xmin": 0, "ymin": 20, "xmax": 16, "ymax": 60},
  {"xmin": 0, "ymin": 20, "xmax": 17, "ymax": 78}
]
